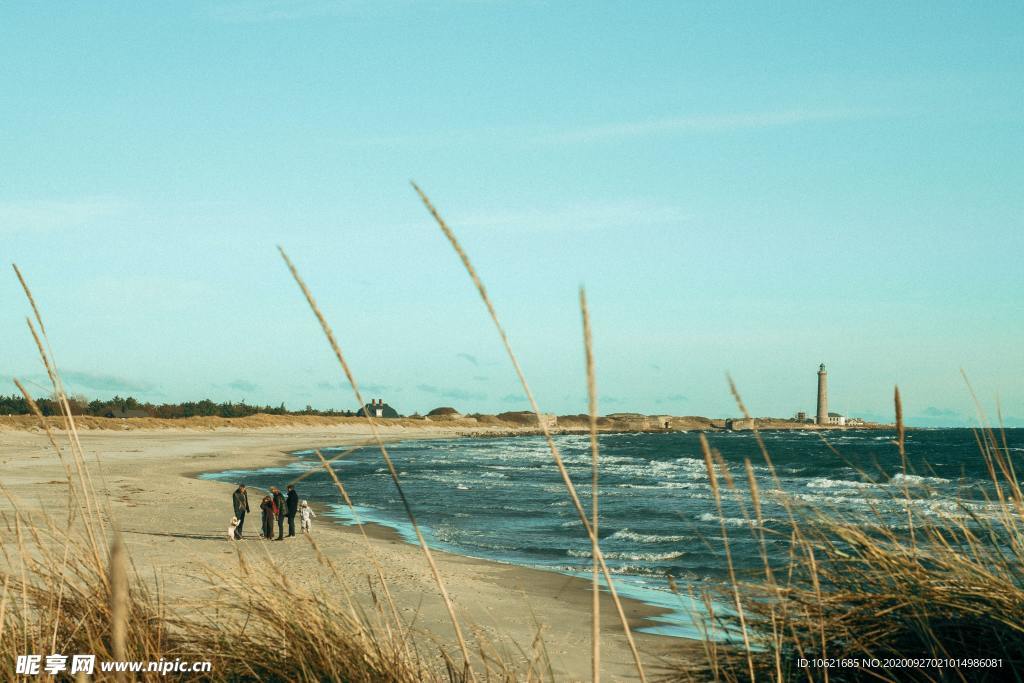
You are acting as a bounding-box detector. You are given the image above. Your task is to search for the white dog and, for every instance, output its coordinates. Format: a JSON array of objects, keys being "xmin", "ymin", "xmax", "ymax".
[
  {"xmin": 228, "ymin": 516, "xmax": 240, "ymax": 540},
  {"xmin": 300, "ymin": 501, "xmax": 316, "ymax": 533}
]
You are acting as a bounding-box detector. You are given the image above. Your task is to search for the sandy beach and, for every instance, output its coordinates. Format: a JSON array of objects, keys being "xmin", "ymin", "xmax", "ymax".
[{"xmin": 0, "ymin": 422, "xmax": 699, "ymax": 681}]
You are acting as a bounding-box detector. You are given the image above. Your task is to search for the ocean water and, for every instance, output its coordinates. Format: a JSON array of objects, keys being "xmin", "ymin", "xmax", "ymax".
[{"xmin": 202, "ymin": 428, "xmax": 1020, "ymax": 639}]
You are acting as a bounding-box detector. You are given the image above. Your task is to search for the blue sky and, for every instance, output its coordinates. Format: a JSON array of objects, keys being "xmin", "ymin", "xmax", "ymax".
[{"xmin": 2, "ymin": 1, "xmax": 1021, "ymax": 426}]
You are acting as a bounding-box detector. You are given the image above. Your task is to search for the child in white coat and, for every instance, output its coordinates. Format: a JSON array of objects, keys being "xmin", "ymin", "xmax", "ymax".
[{"xmin": 300, "ymin": 500, "xmax": 316, "ymax": 533}]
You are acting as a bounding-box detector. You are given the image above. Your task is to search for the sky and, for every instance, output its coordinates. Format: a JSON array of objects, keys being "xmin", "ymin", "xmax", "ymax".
[{"xmin": 1, "ymin": 1, "xmax": 1022, "ymax": 426}]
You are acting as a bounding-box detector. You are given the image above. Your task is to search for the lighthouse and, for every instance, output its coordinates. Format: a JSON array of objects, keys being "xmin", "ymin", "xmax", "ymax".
[{"xmin": 816, "ymin": 364, "xmax": 828, "ymax": 425}]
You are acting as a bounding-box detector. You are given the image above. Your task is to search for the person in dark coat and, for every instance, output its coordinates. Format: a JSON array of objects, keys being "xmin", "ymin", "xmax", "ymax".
[
  {"xmin": 271, "ymin": 487, "xmax": 286, "ymax": 540},
  {"xmin": 232, "ymin": 485, "xmax": 250, "ymax": 540},
  {"xmin": 260, "ymin": 495, "xmax": 274, "ymax": 539},
  {"xmin": 285, "ymin": 485, "xmax": 299, "ymax": 537}
]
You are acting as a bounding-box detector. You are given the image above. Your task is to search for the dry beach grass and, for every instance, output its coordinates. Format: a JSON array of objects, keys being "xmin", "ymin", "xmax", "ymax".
[
  {"xmin": 2, "ymin": 228, "xmax": 683, "ymax": 680},
  {"xmin": 674, "ymin": 389, "xmax": 1024, "ymax": 682},
  {"xmin": 1, "ymin": 270, "xmax": 462, "ymax": 682},
  {"xmin": 2, "ymin": 187, "xmax": 1021, "ymax": 682}
]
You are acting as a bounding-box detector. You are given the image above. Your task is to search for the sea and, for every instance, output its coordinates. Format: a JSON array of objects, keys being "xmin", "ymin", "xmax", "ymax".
[{"xmin": 201, "ymin": 428, "xmax": 1021, "ymax": 639}]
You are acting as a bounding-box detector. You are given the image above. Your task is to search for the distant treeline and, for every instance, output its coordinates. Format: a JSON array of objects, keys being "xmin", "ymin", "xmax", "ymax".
[{"xmin": 0, "ymin": 394, "xmax": 356, "ymax": 419}]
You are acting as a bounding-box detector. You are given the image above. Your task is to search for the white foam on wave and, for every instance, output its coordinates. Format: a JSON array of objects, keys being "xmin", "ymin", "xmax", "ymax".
[
  {"xmin": 890, "ymin": 473, "xmax": 951, "ymax": 486},
  {"xmin": 609, "ymin": 528, "xmax": 688, "ymax": 544},
  {"xmin": 569, "ymin": 549, "xmax": 685, "ymax": 561},
  {"xmin": 697, "ymin": 512, "xmax": 758, "ymax": 528},
  {"xmin": 598, "ymin": 455, "xmax": 646, "ymax": 465},
  {"xmin": 805, "ymin": 477, "xmax": 874, "ymax": 490},
  {"xmin": 673, "ymin": 456, "xmax": 707, "ymax": 469},
  {"xmin": 618, "ymin": 481, "xmax": 699, "ymax": 490},
  {"xmin": 910, "ymin": 497, "xmax": 993, "ymax": 514},
  {"xmin": 790, "ymin": 492, "xmax": 873, "ymax": 507}
]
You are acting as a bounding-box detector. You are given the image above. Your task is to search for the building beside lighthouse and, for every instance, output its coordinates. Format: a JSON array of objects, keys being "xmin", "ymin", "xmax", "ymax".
[
  {"xmin": 816, "ymin": 364, "xmax": 829, "ymax": 425},
  {"xmin": 792, "ymin": 365, "xmax": 862, "ymax": 426}
]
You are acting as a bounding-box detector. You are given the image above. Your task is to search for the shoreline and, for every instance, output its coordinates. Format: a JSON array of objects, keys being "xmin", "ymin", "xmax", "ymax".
[
  {"xmin": 197, "ymin": 439, "xmax": 698, "ymax": 638},
  {"xmin": 255, "ymin": 444, "xmax": 708, "ymax": 641},
  {"xmin": 0, "ymin": 425, "xmax": 701, "ymax": 680}
]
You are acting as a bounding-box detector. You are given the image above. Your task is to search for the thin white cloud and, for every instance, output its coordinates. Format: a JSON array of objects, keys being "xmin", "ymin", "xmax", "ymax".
[
  {"xmin": 228, "ymin": 379, "xmax": 261, "ymax": 392},
  {"xmin": 333, "ymin": 108, "xmax": 875, "ymax": 150},
  {"xmin": 52, "ymin": 370, "xmax": 159, "ymax": 395},
  {"xmin": 548, "ymin": 108, "xmax": 871, "ymax": 144},
  {"xmin": 208, "ymin": 0, "xmax": 394, "ymax": 22},
  {"xmin": 456, "ymin": 352, "xmax": 479, "ymax": 366},
  {"xmin": 77, "ymin": 275, "xmax": 207, "ymax": 313},
  {"xmin": 417, "ymin": 383, "xmax": 485, "ymax": 402},
  {"xmin": 452, "ymin": 199, "xmax": 688, "ymax": 233},
  {"xmin": 208, "ymin": 0, "xmax": 506, "ymax": 22},
  {"xmin": 0, "ymin": 198, "xmax": 130, "ymax": 235}
]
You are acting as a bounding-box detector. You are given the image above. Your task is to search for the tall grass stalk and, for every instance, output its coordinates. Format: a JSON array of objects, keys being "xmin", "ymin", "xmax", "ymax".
[
  {"xmin": 580, "ymin": 288, "xmax": 601, "ymax": 683},
  {"xmin": 413, "ymin": 181, "xmax": 648, "ymax": 682},
  {"xmin": 15, "ymin": 264, "xmax": 108, "ymax": 538},
  {"xmin": 277, "ymin": 246, "xmax": 476, "ymax": 678},
  {"xmin": 4, "ymin": 262, "xmax": 520, "ymax": 682},
  {"xmin": 686, "ymin": 380, "xmax": 1024, "ymax": 682},
  {"xmin": 699, "ymin": 435, "xmax": 755, "ymax": 681},
  {"xmin": 310, "ymin": 447, "xmax": 410, "ymax": 655}
]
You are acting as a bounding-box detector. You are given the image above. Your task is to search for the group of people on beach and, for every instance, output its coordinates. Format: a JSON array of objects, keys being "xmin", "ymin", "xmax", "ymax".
[{"xmin": 229, "ymin": 483, "xmax": 316, "ymax": 540}]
